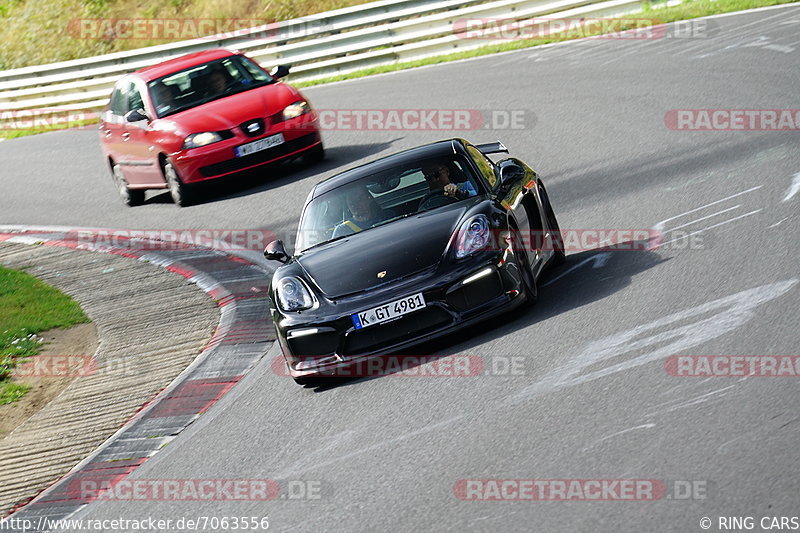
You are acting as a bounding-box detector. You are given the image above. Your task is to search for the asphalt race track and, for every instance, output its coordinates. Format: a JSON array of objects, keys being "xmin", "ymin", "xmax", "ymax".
[{"xmin": 1, "ymin": 5, "xmax": 799, "ymax": 531}]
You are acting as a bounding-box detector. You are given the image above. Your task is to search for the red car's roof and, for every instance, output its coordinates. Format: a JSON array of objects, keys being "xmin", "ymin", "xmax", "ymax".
[{"xmin": 134, "ymin": 49, "xmax": 236, "ymax": 81}]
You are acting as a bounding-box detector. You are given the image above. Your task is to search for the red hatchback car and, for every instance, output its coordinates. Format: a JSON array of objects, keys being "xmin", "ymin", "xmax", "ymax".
[{"xmin": 99, "ymin": 49, "xmax": 323, "ymax": 206}]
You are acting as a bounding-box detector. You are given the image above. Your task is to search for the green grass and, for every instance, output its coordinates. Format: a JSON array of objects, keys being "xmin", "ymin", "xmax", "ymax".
[
  {"xmin": 295, "ymin": 0, "xmax": 800, "ymax": 88},
  {"xmin": 0, "ymin": 265, "xmax": 90, "ymax": 405},
  {"xmin": 0, "ymin": 383, "xmax": 31, "ymax": 405},
  {"xmin": 0, "ymin": 0, "xmax": 377, "ymax": 70},
  {"xmin": 0, "ymin": 117, "xmax": 99, "ymax": 140}
]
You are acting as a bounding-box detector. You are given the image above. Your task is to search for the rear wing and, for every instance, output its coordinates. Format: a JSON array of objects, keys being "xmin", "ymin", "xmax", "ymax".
[{"xmin": 474, "ymin": 141, "xmax": 508, "ymax": 155}]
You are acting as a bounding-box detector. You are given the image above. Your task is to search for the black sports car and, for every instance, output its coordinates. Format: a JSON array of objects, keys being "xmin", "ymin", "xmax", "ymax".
[{"xmin": 265, "ymin": 138, "xmax": 564, "ymax": 385}]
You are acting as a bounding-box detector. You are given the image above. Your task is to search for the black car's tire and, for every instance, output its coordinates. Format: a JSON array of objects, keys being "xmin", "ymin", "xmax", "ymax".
[
  {"xmin": 112, "ymin": 163, "xmax": 144, "ymax": 207},
  {"xmin": 293, "ymin": 375, "xmax": 327, "ymax": 387},
  {"xmin": 540, "ymin": 182, "xmax": 565, "ymax": 267},
  {"xmin": 163, "ymin": 159, "xmax": 193, "ymax": 207},
  {"xmin": 510, "ymin": 230, "xmax": 538, "ymax": 306},
  {"xmin": 303, "ymin": 143, "xmax": 325, "ymax": 165}
]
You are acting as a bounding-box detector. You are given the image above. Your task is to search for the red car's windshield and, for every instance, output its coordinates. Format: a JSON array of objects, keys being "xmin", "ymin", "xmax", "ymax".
[{"xmin": 147, "ymin": 55, "xmax": 274, "ymax": 118}]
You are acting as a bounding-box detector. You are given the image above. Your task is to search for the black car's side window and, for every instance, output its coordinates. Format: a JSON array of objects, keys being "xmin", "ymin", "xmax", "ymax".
[{"xmin": 466, "ymin": 145, "xmax": 498, "ymax": 189}]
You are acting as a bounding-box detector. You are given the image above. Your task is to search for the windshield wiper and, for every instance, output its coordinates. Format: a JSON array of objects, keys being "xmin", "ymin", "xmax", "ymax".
[
  {"xmin": 300, "ymin": 233, "xmax": 352, "ymax": 253},
  {"xmin": 372, "ymin": 212, "xmax": 417, "ymax": 228},
  {"xmin": 160, "ymin": 102, "xmax": 201, "ymax": 118}
]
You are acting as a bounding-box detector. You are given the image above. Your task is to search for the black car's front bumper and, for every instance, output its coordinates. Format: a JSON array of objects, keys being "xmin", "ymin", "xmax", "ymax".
[{"xmin": 271, "ymin": 250, "xmax": 529, "ymax": 379}]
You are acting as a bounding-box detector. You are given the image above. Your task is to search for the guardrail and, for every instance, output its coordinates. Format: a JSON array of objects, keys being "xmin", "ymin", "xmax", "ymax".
[{"xmin": 0, "ymin": 0, "xmax": 647, "ymax": 120}]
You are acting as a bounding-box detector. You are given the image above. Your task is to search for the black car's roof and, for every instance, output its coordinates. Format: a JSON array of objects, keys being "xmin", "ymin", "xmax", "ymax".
[{"xmin": 311, "ymin": 139, "xmax": 470, "ymax": 199}]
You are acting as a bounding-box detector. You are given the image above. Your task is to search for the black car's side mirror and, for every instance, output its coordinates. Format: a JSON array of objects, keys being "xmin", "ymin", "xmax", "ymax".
[
  {"xmin": 125, "ymin": 109, "xmax": 150, "ymax": 123},
  {"xmin": 270, "ymin": 65, "xmax": 291, "ymax": 79},
  {"xmin": 264, "ymin": 240, "xmax": 289, "ymax": 263},
  {"xmin": 498, "ymin": 159, "xmax": 526, "ymax": 187}
]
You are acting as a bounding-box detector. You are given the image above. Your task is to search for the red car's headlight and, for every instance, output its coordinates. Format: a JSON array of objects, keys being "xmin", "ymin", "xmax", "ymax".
[
  {"xmin": 282, "ymin": 101, "xmax": 311, "ymax": 121},
  {"xmin": 183, "ymin": 131, "xmax": 223, "ymax": 149}
]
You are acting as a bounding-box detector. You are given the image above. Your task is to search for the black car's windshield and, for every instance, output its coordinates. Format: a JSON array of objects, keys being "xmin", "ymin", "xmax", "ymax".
[
  {"xmin": 148, "ymin": 56, "xmax": 274, "ymax": 118},
  {"xmin": 297, "ymin": 155, "xmax": 482, "ymax": 252}
]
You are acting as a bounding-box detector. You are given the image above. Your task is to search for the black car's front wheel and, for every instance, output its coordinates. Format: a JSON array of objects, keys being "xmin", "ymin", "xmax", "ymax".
[
  {"xmin": 509, "ymin": 230, "xmax": 538, "ymax": 306},
  {"xmin": 539, "ymin": 181, "xmax": 565, "ymax": 267},
  {"xmin": 293, "ymin": 375, "xmax": 330, "ymax": 387}
]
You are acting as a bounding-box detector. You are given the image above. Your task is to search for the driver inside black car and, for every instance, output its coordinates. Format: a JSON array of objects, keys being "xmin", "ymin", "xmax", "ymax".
[{"xmin": 418, "ymin": 161, "xmax": 478, "ymax": 211}]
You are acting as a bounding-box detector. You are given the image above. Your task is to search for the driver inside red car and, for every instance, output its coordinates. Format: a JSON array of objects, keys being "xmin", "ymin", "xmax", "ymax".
[{"xmin": 203, "ymin": 64, "xmax": 234, "ymax": 97}]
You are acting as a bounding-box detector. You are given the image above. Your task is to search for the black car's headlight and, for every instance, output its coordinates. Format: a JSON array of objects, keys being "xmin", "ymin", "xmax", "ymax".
[
  {"xmin": 276, "ymin": 276, "xmax": 315, "ymax": 312},
  {"xmin": 455, "ymin": 215, "xmax": 491, "ymax": 259},
  {"xmin": 183, "ymin": 131, "xmax": 224, "ymax": 149},
  {"xmin": 282, "ymin": 101, "xmax": 311, "ymax": 121}
]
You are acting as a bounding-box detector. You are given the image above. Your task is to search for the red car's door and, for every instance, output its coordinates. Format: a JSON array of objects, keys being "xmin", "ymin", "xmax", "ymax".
[
  {"xmin": 99, "ymin": 83, "xmax": 128, "ymax": 169},
  {"xmin": 118, "ymin": 81, "xmax": 165, "ymax": 187}
]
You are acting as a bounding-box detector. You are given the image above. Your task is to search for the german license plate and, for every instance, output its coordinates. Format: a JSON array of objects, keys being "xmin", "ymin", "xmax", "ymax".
[
  {"xmin": 235, "ymin": 133, "xmax": 284, "ymax": 157},
  {"xmin": 351, "ymin": 293, "xmax": 426, "ymax": 330}
]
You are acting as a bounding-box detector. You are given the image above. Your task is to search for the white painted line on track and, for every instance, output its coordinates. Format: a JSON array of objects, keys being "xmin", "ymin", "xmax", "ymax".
[
  {"xmin": 667, "ymin": 204, "xmax": 741, "ymax": 232},
  {"xmin": 514, "ymin": 279, "xmax": 798, "ymax": 400},
  {"xmin": 659, "ymin": 208, "xmax": 762, "ymax": 246},
  {"xmin": 782, "ymin": 172, "xmax": 800, "ymax": 202},
  {"xmin": 653, "ymin": 185, "xmax": 761, "ymax": 229},
  {"xmin": 644, "ymin": 385, "xmax": 736, "ymax": 417},
  {"xmin": 594, "ymin": 423, "xmax": 656, "ymax": 444},
  {"xmin": 768, "ymin": 217, "xmax": 790, "ymax": 228}
]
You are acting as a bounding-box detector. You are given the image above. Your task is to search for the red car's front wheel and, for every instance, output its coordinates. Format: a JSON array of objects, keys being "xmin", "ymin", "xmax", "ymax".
[{"xmin": 163, "ymin": 159, "xmax": 193, "ymax": 207}]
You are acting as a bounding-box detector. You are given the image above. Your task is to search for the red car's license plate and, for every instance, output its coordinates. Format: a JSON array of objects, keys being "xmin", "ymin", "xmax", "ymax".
[{"xmin": 235, "ymin": 133, "xmax": 284, "ymax": 157}]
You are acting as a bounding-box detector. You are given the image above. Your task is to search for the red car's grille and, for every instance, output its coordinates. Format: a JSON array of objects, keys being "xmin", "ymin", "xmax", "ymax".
[
  {"xmin": 199, "ymin": 133, "xmax": 317, "ymax": 178},
  {"xmin": 239, "ymin": 118, "xmax": 266, "ymax": 137}
]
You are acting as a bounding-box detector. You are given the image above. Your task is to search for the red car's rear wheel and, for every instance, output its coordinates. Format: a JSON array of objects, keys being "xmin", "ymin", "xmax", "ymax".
[{"xmin": 112, "ymin": 163, "xmax": 144, "ymax": 207}]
